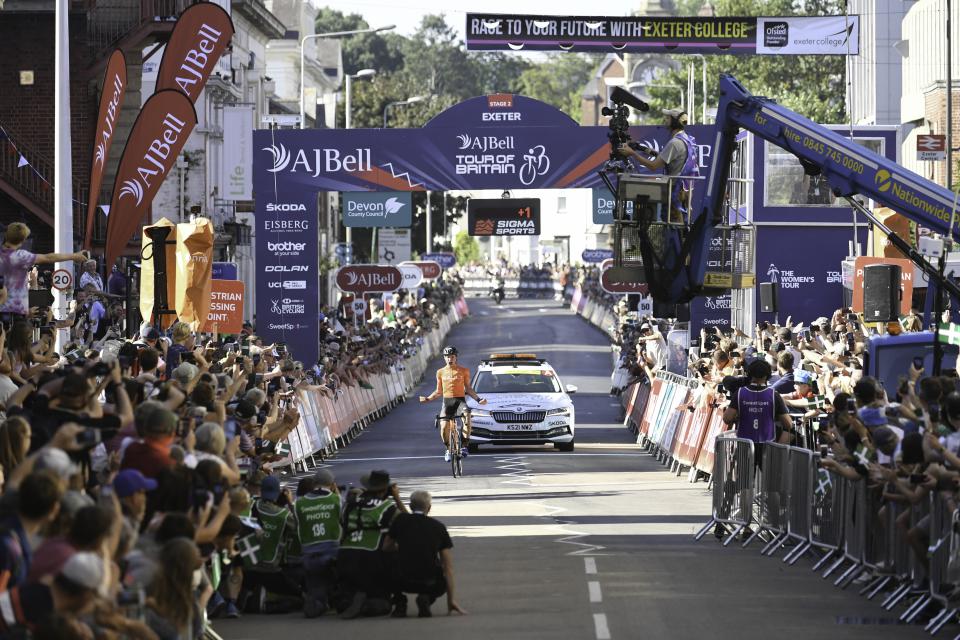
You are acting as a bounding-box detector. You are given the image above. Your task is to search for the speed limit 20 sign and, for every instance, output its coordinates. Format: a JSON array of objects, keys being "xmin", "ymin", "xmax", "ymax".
[{"xmin": 51, "ymin": 269, "xmax": 73, "ymax": 291}]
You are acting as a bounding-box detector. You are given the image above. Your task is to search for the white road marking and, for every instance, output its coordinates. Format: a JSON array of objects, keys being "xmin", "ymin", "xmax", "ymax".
[
  {"xmin": 584, "ymin": 557, "xmax": 597, "ymax": 574},
  {"xmin": 588, "ymin": 581, "xmax": 602, "ymax": 603},
  {"xmin": 328, "ymin": 452, "xmax": 645, "ymax": 462},
  {"xmin": 594, "ymin": 613, "xmax": 611, "ymax": 640}
]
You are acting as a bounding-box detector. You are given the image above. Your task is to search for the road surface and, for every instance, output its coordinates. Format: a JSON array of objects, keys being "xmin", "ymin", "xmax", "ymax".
[{"xmin": 214, "ymin": 298, "xmax": 924, "ymax": 640}]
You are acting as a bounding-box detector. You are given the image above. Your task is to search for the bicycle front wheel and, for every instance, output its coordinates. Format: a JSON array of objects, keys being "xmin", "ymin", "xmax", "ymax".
[{"xmin": 449, "ymin": 420, "xmax": 461, "ymax": 478}]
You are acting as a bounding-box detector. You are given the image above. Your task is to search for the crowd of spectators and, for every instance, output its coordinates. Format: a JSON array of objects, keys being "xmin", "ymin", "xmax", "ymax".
[
  {"xmin": 0, "ymin": 221, "xmax": 468, "ymax": 637},
  {"xmin": 610, "ymin": 296, "xmax": 960, "ymax": 597}
]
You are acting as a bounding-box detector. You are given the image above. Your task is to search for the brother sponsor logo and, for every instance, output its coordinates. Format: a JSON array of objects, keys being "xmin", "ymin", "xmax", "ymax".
[{"xmin": 267, "ymin": 241, "xmax": 306, "ymax": 256}]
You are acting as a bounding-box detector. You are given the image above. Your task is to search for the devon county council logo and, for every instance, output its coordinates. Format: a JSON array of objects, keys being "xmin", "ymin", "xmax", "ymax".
[{"xmin": 384, "ymin": 197, "xmax": 405, "ymax": 215}]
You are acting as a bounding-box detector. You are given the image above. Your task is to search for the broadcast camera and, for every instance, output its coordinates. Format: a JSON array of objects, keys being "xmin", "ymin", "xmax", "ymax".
[{"xmin": 602, "ymin": 86, "xmax": 652, "ymax": 163}]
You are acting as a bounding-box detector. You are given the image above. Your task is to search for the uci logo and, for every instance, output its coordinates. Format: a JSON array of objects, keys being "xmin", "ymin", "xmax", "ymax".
[{"xmin": 875, "ymin": 169, "xmax": 892, "ymax": 192}]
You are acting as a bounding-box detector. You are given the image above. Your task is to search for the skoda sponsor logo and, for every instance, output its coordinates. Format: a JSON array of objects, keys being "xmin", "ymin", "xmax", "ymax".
[
  {"xmin": 267, "ymin": 241, "xmax": 306, "ymax": 257},
  {"xmin": 266, "ymin": 202, "xmax": 306, "ymax": 212},
  {"xmin": 764, "ymin": 21, "xmax": 788, "ymax": 47},
  {"xmin": 262, "ymin": 142, "xmax": 372, "ymax": 176}
]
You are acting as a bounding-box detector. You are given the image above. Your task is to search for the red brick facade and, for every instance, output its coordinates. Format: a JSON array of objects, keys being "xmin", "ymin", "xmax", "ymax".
[{"xmin": 0, "ymin": 10, "xmax": 96, "ymax": 252}]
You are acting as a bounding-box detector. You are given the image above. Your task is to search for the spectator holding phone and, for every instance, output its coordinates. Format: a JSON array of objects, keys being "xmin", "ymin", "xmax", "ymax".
[{"xmin": 0, "ymin": 223, "xmax": 86, "ymax": 321}]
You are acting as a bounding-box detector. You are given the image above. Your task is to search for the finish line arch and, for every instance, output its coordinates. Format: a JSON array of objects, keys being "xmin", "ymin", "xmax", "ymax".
[{"xmin": 252, "ymin": 93, "xmax": 717, "ymax": 364}]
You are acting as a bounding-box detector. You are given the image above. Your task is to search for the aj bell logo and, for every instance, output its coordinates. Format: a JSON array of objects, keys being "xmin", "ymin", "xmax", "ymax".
[
  {"xmin": 262, "ymin": 143, "xmax": 372, "ymax": 176},
  {"xmin": 118, "ymin": 112, "xmax": 188, "ymax": 206}
]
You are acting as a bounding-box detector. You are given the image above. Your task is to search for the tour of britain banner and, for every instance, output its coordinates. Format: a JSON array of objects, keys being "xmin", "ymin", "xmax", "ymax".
[
  {"xmin": 464, "ymin": 14, "xmax": 859, "ymax": 55},
  {"xmin": 252, "ymin": 93, "xmax": 721, "ymax": 366}
]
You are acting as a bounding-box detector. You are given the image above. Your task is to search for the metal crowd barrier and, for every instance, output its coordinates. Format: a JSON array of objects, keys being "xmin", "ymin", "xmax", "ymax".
[
  {"xmin": 694, "ymin": 435, "xmax": 755, "ymax": 547},
  {"xmin": 269, "ymin": 298, "xmax": 470, "ymax": 472}
]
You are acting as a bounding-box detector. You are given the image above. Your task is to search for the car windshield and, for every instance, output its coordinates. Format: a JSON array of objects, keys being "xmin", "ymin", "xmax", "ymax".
[{"xmin": 473, "ymin": 370, "xmax": 562, "ymax": 393}]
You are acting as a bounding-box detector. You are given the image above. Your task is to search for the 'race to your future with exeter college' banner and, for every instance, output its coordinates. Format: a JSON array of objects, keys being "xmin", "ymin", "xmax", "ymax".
[{"xmin": 465, "ymin": 13, "xmax": 859, "ymax": 55}]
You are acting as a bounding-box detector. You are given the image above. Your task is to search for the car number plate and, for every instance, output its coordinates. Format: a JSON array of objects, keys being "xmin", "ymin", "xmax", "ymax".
[{"xmin": 506, "ymin": 424, "xmax": 533, "ymax": 431}]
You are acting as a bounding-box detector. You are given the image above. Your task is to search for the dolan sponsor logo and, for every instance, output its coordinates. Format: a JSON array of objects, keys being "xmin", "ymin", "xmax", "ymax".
[{"xmin": 336, "ymin": 265, "xmax": 403, "ymax": 293}]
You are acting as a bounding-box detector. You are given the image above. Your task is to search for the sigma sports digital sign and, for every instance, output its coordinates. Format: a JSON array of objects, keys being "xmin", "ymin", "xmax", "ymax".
[{"xmin": 468, "ymin": 198, "xmax": 541, "ymax": 236}]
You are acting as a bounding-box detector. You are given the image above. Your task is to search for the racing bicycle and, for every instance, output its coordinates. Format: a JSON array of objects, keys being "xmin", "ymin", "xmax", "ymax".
[{"xmin": 436, "ymin": 409, "xmax": 469, "ymax": 478}]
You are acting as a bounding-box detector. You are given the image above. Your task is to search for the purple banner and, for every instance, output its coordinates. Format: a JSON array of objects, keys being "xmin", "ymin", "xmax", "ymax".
[
  {"xmin": 254, "ymin": 95, "xmax": 717, "ymax": 193},
  {"xmin": 754, "ymin": 225, "xmax": 866, "ymax": 323},
  {"xmin": 253, "ymin": 94, "xmax": 722, "ymax": 366}
]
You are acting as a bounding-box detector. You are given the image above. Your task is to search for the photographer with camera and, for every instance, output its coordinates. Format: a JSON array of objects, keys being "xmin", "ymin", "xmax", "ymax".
[{"xmin": 616, "ymin": 108, "xmax": 700, "ymax": 223}]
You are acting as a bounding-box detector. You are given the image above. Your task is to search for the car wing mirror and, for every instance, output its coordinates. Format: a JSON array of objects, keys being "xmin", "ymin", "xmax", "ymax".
[{"xmin": 565, "ymin": 384, "xmax": 578, "ymax": 394}]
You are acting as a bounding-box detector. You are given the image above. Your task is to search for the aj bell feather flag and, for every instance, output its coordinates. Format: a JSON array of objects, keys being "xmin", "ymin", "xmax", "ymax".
[
  {"xmin": 155, "ymin": 2, "xmax": 235, "ymax": 104},
  {"xmin": 84, "ymin": 49, "xmax": 126, "ymax": 250},
  {"xmin": 104, "ymin": 90, "xmax": 197, "ymax": 268}
]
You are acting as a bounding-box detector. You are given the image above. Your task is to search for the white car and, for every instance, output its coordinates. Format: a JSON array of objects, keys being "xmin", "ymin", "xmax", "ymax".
[{"xmin": 465, "ymin": 354, "xmax": 577, "ymax": 452}]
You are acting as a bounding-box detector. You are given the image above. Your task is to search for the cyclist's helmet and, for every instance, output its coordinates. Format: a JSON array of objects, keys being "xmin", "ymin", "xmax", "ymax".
[{"xmin": 442, "ymin": 346, "xmax": 458, "ymax": 356}]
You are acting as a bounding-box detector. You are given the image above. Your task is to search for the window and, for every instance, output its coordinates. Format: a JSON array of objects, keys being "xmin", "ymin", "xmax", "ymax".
[
  {"xmin": 764, "ymin": 137, "xmax": 885, "ymax": 207},
  {"xmin": 557, "ymin": 196, "xmax": 567, "ymax": 214}
]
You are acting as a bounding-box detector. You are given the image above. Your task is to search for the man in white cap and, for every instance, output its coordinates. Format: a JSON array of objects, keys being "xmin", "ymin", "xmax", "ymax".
[{"xmin": 616, "ymin": 108, "xmax": 701, "ymax": 222}]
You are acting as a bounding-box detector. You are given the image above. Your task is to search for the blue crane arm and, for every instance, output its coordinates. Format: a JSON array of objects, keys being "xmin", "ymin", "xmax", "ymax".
[{"xmin": 681, "ymin": 74, "xmax": 960, "ymax": 303}]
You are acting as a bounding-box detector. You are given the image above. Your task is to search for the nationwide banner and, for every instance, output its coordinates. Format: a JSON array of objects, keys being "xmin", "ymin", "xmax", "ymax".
[
  {"xmin": 84, "ymin": 49, "xmax": 126, "ymax": 250},
  {"xmin": 155, "ymin": 1, "xmax": 235, "ymax": 103},
  {"xmin": 464, "ymin": 13, "xmax": 859, "ymax": 55},
  {"xmin": 174, "ymin": 217, "xmax": 214, "ymax": 330},
  {"xmin": 105, "ymin": 90, "xmax": 198, "ymax": 267}
]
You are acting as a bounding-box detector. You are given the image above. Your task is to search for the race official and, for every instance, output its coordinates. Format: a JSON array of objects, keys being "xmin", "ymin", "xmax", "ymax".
[{"xmin": 385, "ymin": 490, "xmax": 465, "ymax": 617}]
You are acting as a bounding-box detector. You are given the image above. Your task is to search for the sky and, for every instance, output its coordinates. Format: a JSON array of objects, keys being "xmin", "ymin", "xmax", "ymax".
[{"xmin": 313, "ymin": 0, "xmax": 645, "ymax": 40}]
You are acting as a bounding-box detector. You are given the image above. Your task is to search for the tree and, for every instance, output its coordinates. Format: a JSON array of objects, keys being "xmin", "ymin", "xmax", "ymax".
[
  {"xmin": 646, "ymin": 0, "xmax": 847, "ymax": 124},
  {"xmin": 315, "ymin": 8, "xmax": 405, "ymax": 75},
  {"xmin": 518, "ymin": 53, "xmax": 599, "ymax": 120},
  {"xmin": 453, "ymin": 231, "xmax": 481, "ymax": 266}
]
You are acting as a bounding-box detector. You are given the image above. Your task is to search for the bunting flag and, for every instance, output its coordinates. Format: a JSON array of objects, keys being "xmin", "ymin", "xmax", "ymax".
[
  {"xmin": 155, "ymin": 2, "xmax": 235, "ymax": 104},
  {"xmin": 84, "ymin": 49, "xmax": 127, "ymax": 250},
  {"xmin": 17, "ymin": 155, "xmax": 27, "ymax": 168},
  {"xmin": 104, "ymin": 89, "xmax": 197, "ymax": 268},
  {"xmin": 1, "ymin": 125, "xmax": 89, "ymax": 209}
]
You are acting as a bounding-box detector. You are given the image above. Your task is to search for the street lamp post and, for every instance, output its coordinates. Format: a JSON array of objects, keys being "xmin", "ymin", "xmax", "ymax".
[
  {"xmin": 299, "ymin": 25, "xmax": 393, "ymax": 130},
  {"xmin": 383, "ymin": 95, "xmax": 429, "ymax": 129},
  {"xmin": 344, "ymin": 69, "xmax": 377, "ymax": 250}
]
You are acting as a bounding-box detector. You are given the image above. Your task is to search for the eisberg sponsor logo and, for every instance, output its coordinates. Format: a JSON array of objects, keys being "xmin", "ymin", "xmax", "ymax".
[{"xmin": 263, "ymin": 219, "xmax": 309, "ymax": 232}]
